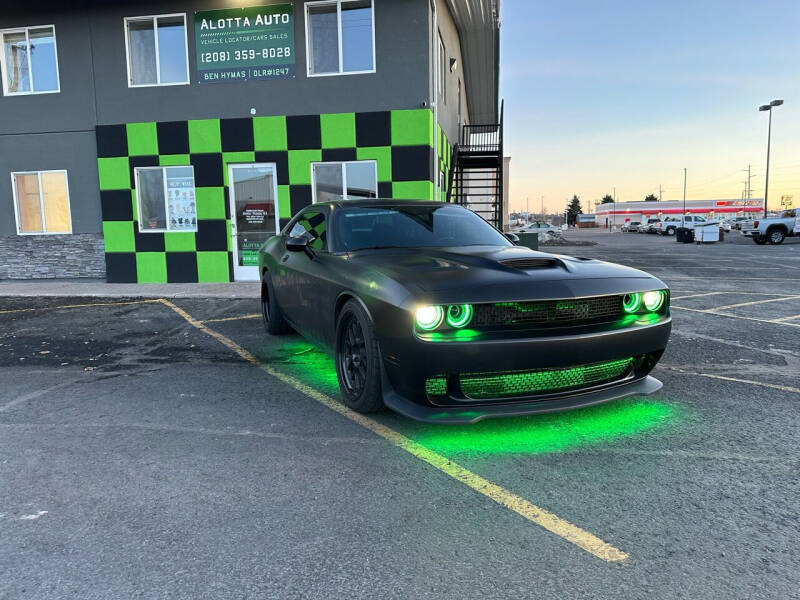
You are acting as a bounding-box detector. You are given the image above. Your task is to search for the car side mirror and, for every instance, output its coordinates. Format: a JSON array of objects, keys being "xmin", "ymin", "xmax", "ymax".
[
  {"xmin": 504, "ymin": 232, "xmax": 520, "ymax": 244},
  {"xmin": 286, "ymin": 235, "xmax": 315, "ymax": 258}
]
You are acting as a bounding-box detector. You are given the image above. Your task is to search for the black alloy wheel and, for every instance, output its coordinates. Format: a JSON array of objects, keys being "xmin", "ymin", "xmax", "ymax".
[
  {"xmin": 335, "ymin": 299, "xmax": 384, "ymax": 413},
  {"xmin": 261, "ymin": 273, "xmax": 291, "ymax": 335},
  {"xmin": 339, "ymin": 317, "xmax": 367, "ymax": 397}
]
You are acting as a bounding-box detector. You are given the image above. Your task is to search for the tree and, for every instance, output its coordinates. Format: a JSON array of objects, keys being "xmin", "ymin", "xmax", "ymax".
[
  {"xmin": 644, "ymin": 193, "xmax": 658, "ymax": 202},
  {"xmin": 601, "ymin": 194, "xmax": 614, "ymax": 204},
  {"xmin": 566, "ymin": 195, "xmax": 583, "ymax": 225}
]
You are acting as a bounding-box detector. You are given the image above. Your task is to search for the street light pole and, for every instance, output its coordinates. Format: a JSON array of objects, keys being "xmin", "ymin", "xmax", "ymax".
[
  {"xmin": 759, "ymin": 99, "xmax": 783, "ymax": 218},
  {"xmin": 682, "ymin": 168, "xmax": 687, "ymax": 223}
]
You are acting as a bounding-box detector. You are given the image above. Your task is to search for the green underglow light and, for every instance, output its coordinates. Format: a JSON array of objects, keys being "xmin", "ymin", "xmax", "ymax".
[
  {"xmin": 643, "ymin": 290, "xmax": 665, "ymax": 312},
  {"xmin": 411, "ymin": 400, "xmax": 678, "ymax": 455},
  {"xmin": 446, "ymin": 304, "xmax": 474, "ymax": 328},
  {"xmin": 622, "ymin": 293, "xmax": 641, "ymax": 314},
  {"xmin": 415, "ymin": 305, "xmax": 444, "ymax": 331}
]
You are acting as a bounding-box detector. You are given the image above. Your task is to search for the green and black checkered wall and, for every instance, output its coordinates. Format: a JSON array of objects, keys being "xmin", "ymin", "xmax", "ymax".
[{"xmin": 96, "ymin": 109, "xmax": 440, "ymax": 283}]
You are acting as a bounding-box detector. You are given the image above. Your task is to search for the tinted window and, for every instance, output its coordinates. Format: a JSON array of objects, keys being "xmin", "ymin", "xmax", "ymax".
[
  {"xmin": 334, "ymin": 204, "xmax": 511, "ymax": 251},
  {"xmin": 289, "ymin": 211, "xmax": 327, "ymax": 251}
]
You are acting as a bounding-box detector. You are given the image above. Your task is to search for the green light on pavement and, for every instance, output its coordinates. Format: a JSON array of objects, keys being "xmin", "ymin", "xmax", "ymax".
[{"xmin": 411, "ymin": 400, "xmax": 677, "ymax": 455}]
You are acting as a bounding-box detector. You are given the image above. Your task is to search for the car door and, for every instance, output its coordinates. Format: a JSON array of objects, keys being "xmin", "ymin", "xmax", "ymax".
[{"xmin": 275, "ymin": 209, "xmax": 336, "ymax": 341}]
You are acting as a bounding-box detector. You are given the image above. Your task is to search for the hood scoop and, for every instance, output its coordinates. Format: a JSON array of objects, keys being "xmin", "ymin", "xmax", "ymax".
[{"xmin": 500, "ymin": 257, "xmax": 559, "ymax": 270}]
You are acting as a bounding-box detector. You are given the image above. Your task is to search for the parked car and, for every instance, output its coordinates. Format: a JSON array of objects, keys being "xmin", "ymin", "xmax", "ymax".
[
  {"xmin": 741, "ymin": 208, "xmax": 800, "ymax": 245},
  {"xmin": 639, "ymin": 218, "xmax": 661, "ymax": 233},
  {"xmin": 655, "ymin": 215, "xmax": 707, "ymax": 236},
  {"xmin": 514, "ymin": 221, "xmax": 560, "ymax": 234},
  {"xmin": 621, "ymin": 221, "xmax": 641, "ymax": 232},
  {"xmin": 259, "ymin": 200, "xmax": 671, "ymax": 423},
  {"xmin": 730, "ymin": 216, "xmax": 750, "ymax": 230}
]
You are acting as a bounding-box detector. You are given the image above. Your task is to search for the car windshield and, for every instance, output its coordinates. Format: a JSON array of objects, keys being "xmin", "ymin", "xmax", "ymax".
[{"xmin": 334, "ymin": 204, "xmax": 511, "ymax": 251}]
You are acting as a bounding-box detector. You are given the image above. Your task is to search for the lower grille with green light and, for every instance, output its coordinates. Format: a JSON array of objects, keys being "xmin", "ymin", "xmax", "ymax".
[{"xmin": 425, "ymin": 357, "xmax": 635, "ymax": 401}]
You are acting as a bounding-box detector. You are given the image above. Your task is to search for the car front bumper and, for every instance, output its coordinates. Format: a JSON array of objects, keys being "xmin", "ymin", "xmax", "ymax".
[{"xmin": 379, "ymin": 317, "xmax": 671, "ymax": 424}]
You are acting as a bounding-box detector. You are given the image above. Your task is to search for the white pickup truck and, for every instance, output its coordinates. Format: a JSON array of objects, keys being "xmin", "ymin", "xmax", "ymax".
[{"xmin": 740, "ymin": 208, "xmax": 800, "ymax": 245}]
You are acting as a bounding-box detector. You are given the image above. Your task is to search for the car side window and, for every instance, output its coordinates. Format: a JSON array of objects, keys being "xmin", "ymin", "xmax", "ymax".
[{"xmin": 289, "ymin": 211, "xmax": 327, "ymax": 251}]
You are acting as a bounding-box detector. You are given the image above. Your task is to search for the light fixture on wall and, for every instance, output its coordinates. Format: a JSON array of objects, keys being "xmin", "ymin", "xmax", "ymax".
[{"xmin": 449, "ymin": 58, "xmax": 457, "ymax": 73}]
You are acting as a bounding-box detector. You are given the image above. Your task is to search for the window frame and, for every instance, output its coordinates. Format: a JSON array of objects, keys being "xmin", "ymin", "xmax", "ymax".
[
  {"xmin": 134, "ymin": 165, "xmax": 197, "ymax": 234},
  {"xmin": 310, "ymin": 160, "xmax": 378, "ymax": 203},
  {"xmin": 10, "ymin": 169, "xmax": 72, "ymax": 235},
  {"xmin": 0, "ymin": 24, "xmax": 61, "ymax": 96},
  {"xmin": 438, "ymin": 33, "xmax": 446, "ymax": 104},
  {"xmin": 304, "ymin": 0, "xmax": 376, "ymax": 78},
  {"xmin": 123, "ymin": 13, "xmax": 190, "ymax": 88}
]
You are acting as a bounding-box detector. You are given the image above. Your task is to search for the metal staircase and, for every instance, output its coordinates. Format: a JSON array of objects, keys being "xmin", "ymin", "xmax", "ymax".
[{"xmin": 447, "ymin": 101, "xmax": 504, "ymax": 229}]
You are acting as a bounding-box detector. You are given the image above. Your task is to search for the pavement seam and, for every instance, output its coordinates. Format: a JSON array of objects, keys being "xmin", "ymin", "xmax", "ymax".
[
  {"xmin": 0, "ymin": 299, "xmax": 161, "ymax": 316},
  {"xmin": 157, "ymin": 298, "xmax": 630, "ymax": 563},
  {"xmin": 656, "ymin": 366, "xmax": 800, "ymax": 394},
  {"xmin": 670, "ymin": 305, "xmax": 800, "ymax": 329},
  {"xmin": 0, "ymin": 378, "xmax": 84, "ymax": 413}
]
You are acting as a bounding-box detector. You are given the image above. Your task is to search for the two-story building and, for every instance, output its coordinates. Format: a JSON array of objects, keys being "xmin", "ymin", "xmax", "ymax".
[{"xmin": 0, "ymin": 0, "xmax": 501, "ymax": 283}]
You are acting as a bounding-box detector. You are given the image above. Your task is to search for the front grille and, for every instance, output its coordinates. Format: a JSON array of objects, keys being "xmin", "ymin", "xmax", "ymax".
[
  {"xmin": 472, "ymin": 295, "xmax": 623, "ymax": 328},
  {"xmin": 501, "ymin": 258, "xmax": 558, "ymax": 269},
  {"xmin": 425, "ymin": 357, "xmax": 634, "ymax": 401}
]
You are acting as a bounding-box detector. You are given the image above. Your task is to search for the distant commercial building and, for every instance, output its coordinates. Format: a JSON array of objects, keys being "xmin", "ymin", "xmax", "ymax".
[
  {"xmin": 593, "ymin": 199, "xmax": 764, "ymax": 228},
  {"xmin": 0, "ymin": 0, "xmax": 501, "ymax": 282}
]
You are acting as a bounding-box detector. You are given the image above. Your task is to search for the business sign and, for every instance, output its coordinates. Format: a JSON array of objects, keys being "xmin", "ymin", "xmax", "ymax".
[
  {"xmin": 780, "ymin": 195, "xmax": 793, "ymax": 209},
  {"xmin": 195, "ymin": 5, "xmax": 295, "ymax": 84}
]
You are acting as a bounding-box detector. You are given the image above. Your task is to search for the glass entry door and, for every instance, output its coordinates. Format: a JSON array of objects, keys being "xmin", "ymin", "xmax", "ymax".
[{"xmin": 228, "ymin": 163, "xmax": 280, "ymax": 281}]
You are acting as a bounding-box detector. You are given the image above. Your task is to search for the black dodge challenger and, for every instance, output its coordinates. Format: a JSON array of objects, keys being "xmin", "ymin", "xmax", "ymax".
[{"xmin": 258, "ymin": 200, "xmax": 671, "ymax": 424}]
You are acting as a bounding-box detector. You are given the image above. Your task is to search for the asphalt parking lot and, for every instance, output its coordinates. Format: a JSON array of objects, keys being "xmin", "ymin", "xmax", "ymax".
[{"xmin": 2, "ymin": 231, "xmax": 799, "ymax": 599}]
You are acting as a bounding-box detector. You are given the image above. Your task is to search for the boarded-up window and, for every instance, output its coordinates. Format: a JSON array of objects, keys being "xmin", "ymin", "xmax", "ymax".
[{"xmin": 12, "ymin": 170, "xmax": 71, "ymax": 234}]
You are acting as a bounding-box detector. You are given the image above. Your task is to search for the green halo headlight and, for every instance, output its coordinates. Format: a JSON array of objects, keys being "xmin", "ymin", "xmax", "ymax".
[
  {"xmin": 622, "ymin": 293, "xmax": 642, "ymax": 314},
  {"xmin": 415, "ymin": 305, "xmax": 444, "ymax": 330},
  {"xmin": 446, "ymin": 304, "xmax": 474, "ymax": 328},
  {"xmin": 642, "ymin": 290, "xmax": 665, "ymax": 312}
]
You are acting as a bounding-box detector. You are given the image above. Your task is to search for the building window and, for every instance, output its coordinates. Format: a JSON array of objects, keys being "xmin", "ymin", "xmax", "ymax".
[
  {"xmin": 0, "ymin": 25, "xmax": 60, "ymax": 95},
  {"xmin": 311, "ymin": 161, "xmax": 377, "ymax": 203},
  {"xmin": 438, "ymin": 34, "xmax": 446, "ymax": 104},
  {"xmin": 305, "ymin": 0, "xmax": 375, "ymax": 76},
  {"xmin": 124, "ymin": 14, "xmax": 189, "ymax": 87},
  {"xmin": 135, "ymin": 166, "xmax": 197, "ymax": 233},
  {"xmin": 12, "ymin": 170, "xmax": 71, "ymax": 235}
]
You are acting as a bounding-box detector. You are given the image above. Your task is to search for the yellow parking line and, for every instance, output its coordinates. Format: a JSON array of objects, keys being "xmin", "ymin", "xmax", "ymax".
[
  {"xmin": 202, "ymin": 314, "xmax": 260, "ymax": 324},
  {"xmin": 157, "ymin": 298, "xmax": 629, "ymax": 563},
  {"xmin": 0, "ymin": 298, "xmax": 161, "ymax": 316},
  {"xmin": 657, "ymin": 366, "xmax": 800, "ymax": 394},
  {"xmin": 671, "ymin": 306, "xmax": 800, "ymax": 329},
  {"xmin": 710, "ymin": 295, "xmax": 800, "ymax": 311}
]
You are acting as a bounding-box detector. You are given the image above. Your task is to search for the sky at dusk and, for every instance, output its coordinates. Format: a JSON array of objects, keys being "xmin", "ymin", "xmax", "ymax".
[{"xmin": 500, "ymin": 0, "xmax": 800, "ymax": 214}]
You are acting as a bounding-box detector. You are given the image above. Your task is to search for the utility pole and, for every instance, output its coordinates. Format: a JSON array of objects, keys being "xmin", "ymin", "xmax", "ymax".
[
  {"xmin": 741, "ymin": 164, "xmax": 755, "ymax": 200},
  {"xmin": 658, "ymin": 184, "xmax": 663, "ymax": 202},
  {"xmin": 682, "ymin": 168, "xmax": 687, "ymax": 224},
  {"xmin": 541, "ymin": 195, "xmax": 544, "ymax": 220},
  {"xmin": 526, "ymin": 196, "xmax": 529, "ymax": 222}
]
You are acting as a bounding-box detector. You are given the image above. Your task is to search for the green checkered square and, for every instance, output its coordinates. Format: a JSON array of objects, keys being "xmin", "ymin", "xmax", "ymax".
[
  {"xmin": 102, "ymin": 221, "xmax": 135, "ymax": 252},
  {"xmin": 197, "ymin": 251, "xmax": 229, "ymax": 282},
  {"xmin": 160, "ymin": 154, "xmax": 191, "ymax": 166},
  {"xmin": 278, "ymin": 185, "xmax": 290, "ymax": 217},
  {"xmin": 321, "ymin": 112, "xmax": 356, "ymax": 149},
  {"xmin": 195, "ymin": 187, "xmax": 225, "ymax": 220},
  {"xmin": 98, "ymin": 157, "xmax": 130, "ymax": 191},
  {"xmin": 391, "ymin": 109, "xmax": 433, "ymax": 146},
  {"xmin": 188, "ymin": 119, "xmax": 221, "ymax": 153},
  {"xmin": 127, "ymin": 122, "xmax": 158, "ymax": 156},
  {"xmin": 253, "ymin": 115, "xmax": 287, "ymax": 151},
  {"xmin": 164, "ymin": 232, "xmax": 196, "ymax": 252},
  {"xmin": 136, "ymin": 252, "xmax": 167, "ymax": 283},
  {"xmin": 393, "ymin": 181, "xmax": 434, "ymax": 200}
]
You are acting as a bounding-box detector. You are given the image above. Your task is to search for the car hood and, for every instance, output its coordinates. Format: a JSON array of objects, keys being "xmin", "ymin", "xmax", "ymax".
[{"xmin": 345, "ymin": 246, "xmax": 664, "ymax": 304}]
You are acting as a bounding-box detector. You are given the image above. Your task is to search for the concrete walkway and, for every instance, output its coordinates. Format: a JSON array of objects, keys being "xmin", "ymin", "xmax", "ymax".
[{"xmin": 0, "ymin": 278, "xmax": 260, "ymax": 298}]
